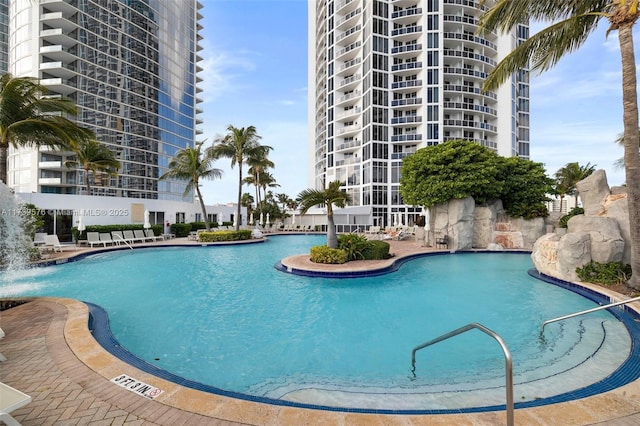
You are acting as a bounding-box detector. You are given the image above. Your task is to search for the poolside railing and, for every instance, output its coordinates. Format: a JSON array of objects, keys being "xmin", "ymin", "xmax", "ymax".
[{"xmin": 411, "ymin": 323, "xmax": 514, "ymax": 426}]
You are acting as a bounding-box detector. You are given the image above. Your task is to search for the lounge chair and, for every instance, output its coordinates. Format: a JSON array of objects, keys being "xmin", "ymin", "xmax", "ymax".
[
  {"xmin": 435, "ymin": 234, "xmax": 449, "ymax": 249},
  {"xmin": 87, "ymin": 232, "xmax": 104, "ymax": 248},
  {"xmin": 99, "ymin": 233, "xmax": 115, "ymax": 246},
  {"xmin": 111, "ymin": 231, "xmax": 130, "ymax": 245},
  {"xmin": 43, "ymin": 234, "xmax": 75, "ymax": 252},
  {"xmin": 134, "ymin": 229, "xmax": 154, "ymax": 242},
  {"xmin": 33, "ymin": 232, "xmax": 47, "ymax": 246},
  {"xmin": 145, "ymin": 229, "xmax": 163, "ymax": 241},
  {"xmin": 0, "ymin": 381, "xmax": 31, "ymax": 426},
  {"xmin": 123, "ymin": 230, "xmax": 143, "ymax": 243}
]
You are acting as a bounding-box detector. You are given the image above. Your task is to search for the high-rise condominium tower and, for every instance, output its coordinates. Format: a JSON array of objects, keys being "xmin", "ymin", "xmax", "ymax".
[
  {"xmin": 6, "ymin": 0, "xmax": 203, "ymax": 201},
  {"xmin": 308, "ymin": 0, "xmax": 529, "ymax": 227}
]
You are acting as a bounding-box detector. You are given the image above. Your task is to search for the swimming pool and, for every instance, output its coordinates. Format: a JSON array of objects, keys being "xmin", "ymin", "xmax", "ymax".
[{"xmin": 1, "ymin": 234, "xmax": 639, "ymax": 413}]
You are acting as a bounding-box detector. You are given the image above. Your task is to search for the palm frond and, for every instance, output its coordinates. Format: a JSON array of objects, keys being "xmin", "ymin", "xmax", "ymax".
[{"xmin": 483, "ymin": 14, "xmax": 601, "ymax": 92}]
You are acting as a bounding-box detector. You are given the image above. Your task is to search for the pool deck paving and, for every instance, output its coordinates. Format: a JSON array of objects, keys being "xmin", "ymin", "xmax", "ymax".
[{"xmin": 2, "ymin": 234, "xmax": 640, "ymax": 425}]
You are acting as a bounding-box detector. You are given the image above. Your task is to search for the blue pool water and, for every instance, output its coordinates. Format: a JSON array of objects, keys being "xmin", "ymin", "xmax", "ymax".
[{"xmin": 1, "ymin": 235, "xmax": 637, "ymax": 411}]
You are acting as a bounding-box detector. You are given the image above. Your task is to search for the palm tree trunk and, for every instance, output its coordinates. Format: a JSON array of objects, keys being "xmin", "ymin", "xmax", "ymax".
[
  {"xmin": 195, "ymin": 184, "xmax": 210, "ymax": 231},
  {"xmin": 0, "ymin": 144, "xmax": 7, "ymax": 184},
  {"xmin": 85, "ymin": 168, "xmax": 91, "ymax": 195},
  {"xmin": 326, "ymin": 207, "xmax": 338, "ymax": 248},
  {"xmin": 619, "ymin": 25, "xmax": 640, "ymax": 289},
  {"xmin": 236, "ymin": 165, "xmax": 242, "ymax": 231}
]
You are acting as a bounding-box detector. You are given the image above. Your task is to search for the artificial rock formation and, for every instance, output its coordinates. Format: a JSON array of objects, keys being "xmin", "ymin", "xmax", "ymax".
[
  {"xmin": 531, "ymin": 170, "xmax": 630, "ymax": 282},
  {"xmin": 425, "ymin": 197, "xmax": 546, "ymax": 251}
]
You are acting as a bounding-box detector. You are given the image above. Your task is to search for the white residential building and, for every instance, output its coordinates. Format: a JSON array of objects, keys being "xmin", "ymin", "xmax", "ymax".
[
  {"xmin": 3, "ymin": 0, "xmax": 208, "ymax": 237},
  {"xmin": 308, "ymin": 0, "xmax": 530, "ymax": 227}
]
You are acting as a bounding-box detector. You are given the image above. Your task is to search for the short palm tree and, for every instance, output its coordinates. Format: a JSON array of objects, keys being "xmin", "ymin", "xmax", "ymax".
[
  {"xmin": 64, "ymin": 139, "xmax": 120, "ymax": 194},
  {"xmin": 160, "ymin": 142, "xmax": 222, "ymax": 231},
  {"xmin": 208, "ymin": 125, "xmax": 271, "ymax": 231},
  {"xmin": 297, "ymin": 180, "xmax": 352, "ymax": 248},
  {"xmin": 0, "ymin": 73, "xmax": 94, "ymax": 184},
  {"xmin": 479, "ymin": 1, "xmax": 640, "ymax": 288},
  {"xmin": 554, "ymin": 162, "xmax": 596, "ymax": 208}
]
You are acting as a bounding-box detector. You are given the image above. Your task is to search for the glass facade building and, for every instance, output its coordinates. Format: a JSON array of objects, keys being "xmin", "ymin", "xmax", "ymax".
[
  {"xmin": 6, "ymin": 0, "xmax": 203, "ymax": 201},
  {"xmin": 308, "ymin": 0, "xmax": 530, "ymax": 227}
]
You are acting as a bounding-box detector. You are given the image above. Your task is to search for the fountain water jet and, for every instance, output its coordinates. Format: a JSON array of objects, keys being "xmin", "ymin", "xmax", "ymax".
[{"xmin": 0, "ymin": 183, "xmax": 36, "ymax": 272}]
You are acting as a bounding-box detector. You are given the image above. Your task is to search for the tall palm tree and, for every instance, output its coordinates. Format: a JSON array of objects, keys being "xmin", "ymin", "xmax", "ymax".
[
  {"xmin": 479, "ymin": 1, "xmax": 640, "ymax": 289},
  {"xmin": 160, "ymin": 142, "xmax": 222, "ymax": 231},
  {"xmin": 246, "ymin": 148, "xmax": 274, "ymax": 208},
  {"xmin": 554, "ymin": 162, "xmax": 596, "ymax": 208},
  {"xmin": 297, "ymin": 180, "xmax": 352, "ymax": 248},
  {"xmin": 64, "ymin": 139, "xmax": 120, "ymax": 195},
  {"xmin": 0, "ymin": 73, "xmax": 94, "ymax": 184},
  {"xmin": 208, "ymin": 125, "xmax": 271, "ymax": 231}
]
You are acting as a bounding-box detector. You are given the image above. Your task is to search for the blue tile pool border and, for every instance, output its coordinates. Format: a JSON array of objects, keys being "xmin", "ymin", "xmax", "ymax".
[{"xmin": 85, "ymin": 250, "xmax": 640, "ymax": 415}]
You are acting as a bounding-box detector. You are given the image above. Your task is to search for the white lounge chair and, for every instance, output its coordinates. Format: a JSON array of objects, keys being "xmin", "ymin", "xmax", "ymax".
[
  {"xmin": 43, "ymin": 234, "xmax": 75, "ymax": 252},
  {"xmin": 33, "ymin": 232, "xmax": 47, "ymax": 246},
  {"xmin": 86, "ymin": 232, "xmax": 104, "ymax": 248},
  {"xmin": 134, "ymin": 229, "xmax": 154, "ymax": 242},
  {"xmin": 111, "ymin": 231, "xmax": 129, "ymax": 245},
  {"xmin": 99, "ymin": 233, "xmax": 115, "ymax": 246},
  {"xmin": 145, "ymin": 229, "xmax": 163, "ymax": 241},
  {"xmin": 0, "ymin": 381, "xmax": 32, "ymax": 426},
  {"xmin": 123, "ymin": 230, "xmax": 143, "ymax": 243}
]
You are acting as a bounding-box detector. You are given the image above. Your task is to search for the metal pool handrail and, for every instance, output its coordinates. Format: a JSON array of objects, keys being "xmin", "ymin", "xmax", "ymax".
[
  {"xmin": 541, "ymin": 295, "xmax": 640, "ymax": 334},
  {"xmin": 411, "ymin": 322, "xmax": 514, "ymax": 426}
]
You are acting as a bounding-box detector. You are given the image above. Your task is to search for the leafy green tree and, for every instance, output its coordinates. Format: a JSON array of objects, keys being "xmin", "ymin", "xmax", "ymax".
[
  {"xmin": 241, "ymin": 192, "xmax": 255, "ymax": 222},
  {"xmin": 554, "ymin": 162, "xmax": 596, "ymax": 208},
  {"xmin": 497, "ymin": 156, "xmax": 554, "ymax": 219},
  {"xmin": 478, "ymin": 0, "xmax": 640, "ymax": 288},
  {"xmin": 208, "ymin": 125, "xmax": 271, "ymax": 231},
  {"xmin": 400, "ymin": 140, "xmax": 504, "ymax": 207},
  {"xmin": 297, "ymin": 180, "xmax": 352, "ymax": 248},
  {"xmin": 0, "ymin": 73, "xmax": 94, "ymax": 184},
  {"xmin": 64, "ymin": 139, "xmax": 120, "ymax": 194},
  {"xmin": 160, "ymin": 142, "xmax": 222, "ymax": 231}
]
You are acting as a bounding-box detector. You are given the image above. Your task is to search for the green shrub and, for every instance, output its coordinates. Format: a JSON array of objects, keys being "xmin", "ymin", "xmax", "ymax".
[
  {"xmin": 506, "ymin": 202, "xmax": 549, "ymax": 220},
  {"xmin": 338, "ymin": 233, "xmax": 369, "ymax": 260},
  {"xmin": 558, "ymin": 207, "xmax": 584, "ymax": 228},
  {"xmin": 362, "ymin": 240, "xmax": 391, "ymax": 260},
  {"xmin": 576, "ymin": 261, "xmax": 632, "ymax": 285},
  {"xmin": 170, "ymin": 223, "xmax": 192, "ymax": 237},
  {"xmin": 198, "ymin": 230, "xmax": 252, "ymax": 242},
  {"xmin": 309, "ymin": 245, "xmax": 348, "ymax": 264}
]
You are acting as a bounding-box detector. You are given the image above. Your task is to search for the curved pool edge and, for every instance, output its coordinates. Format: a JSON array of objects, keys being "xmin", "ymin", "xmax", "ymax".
[
  {"xmin": 84, "ymin": 250, "xmax": 640, "ymax": 416},
  {"xmin": 33, "ymin": 287, "xmax": 640, "ymax": 425}
]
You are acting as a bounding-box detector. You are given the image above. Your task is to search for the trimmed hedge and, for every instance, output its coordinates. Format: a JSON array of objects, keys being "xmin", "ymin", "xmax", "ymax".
[
  {"xmin": 362, "ymin": 240, "xmax": 391, "ymax": 260},
  {"xmin": 310, "ymin": 245, "xmax": 348, "ymax": 264},
  {"xmin": 197, "ymin": 230, "xmax": 252, "ymax": 242},
  {"xmin": 170, "ymin": 223, "xmax": 192, "ymax": 237}
]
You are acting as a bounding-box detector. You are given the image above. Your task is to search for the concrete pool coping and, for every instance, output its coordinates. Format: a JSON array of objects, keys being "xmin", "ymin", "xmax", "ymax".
[{"xmin": 3, "ymin": 237, "xmax": 640, "ymax": 424}]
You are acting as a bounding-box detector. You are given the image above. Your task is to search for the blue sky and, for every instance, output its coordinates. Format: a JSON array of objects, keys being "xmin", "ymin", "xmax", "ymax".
[{"xmin": 197, "ymin": 0, "xmax": 627, "ymax": 205}]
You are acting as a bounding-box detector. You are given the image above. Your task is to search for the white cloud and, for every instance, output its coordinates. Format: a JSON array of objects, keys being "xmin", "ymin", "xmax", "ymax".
[{"xmin": 198, "ymin": 49, "xmax": 258, "ymax": 102}]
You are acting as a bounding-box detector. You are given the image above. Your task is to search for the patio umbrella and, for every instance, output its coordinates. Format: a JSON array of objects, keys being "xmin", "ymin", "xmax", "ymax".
[
  {"xmin": 143, "ymin": 210, "xmax": 151, "ymax": 229},
  {"xmin": 259, "ymin": 212, "xmax": 263, "ymax": 225},
  {"xmin": 266, "ymin": 213, "xmax": 270, "ymax": 225},
  {"xmin": 292, "ymin": 212, "xmax": 295, "ymax": 225},
  {"xmin": 233, "ymin": 215, "xmax": 237, "ymax": 228},
  {"xmin": 424, "ymin": 207, "xmax": 431, "ymax": 231},
  {"xmin": 249, "ymin": 214, "xmax": 254, "ymax": 225},
  {"xmin": 218, "ymin": 214, "xmax": 223, "ymax": 227},
  {"xmin": 77, "ymin": 214, "xmax": 85, "ymax": 232}
]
